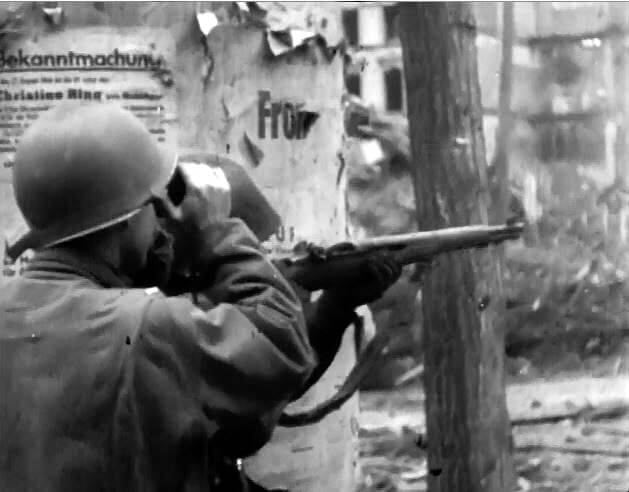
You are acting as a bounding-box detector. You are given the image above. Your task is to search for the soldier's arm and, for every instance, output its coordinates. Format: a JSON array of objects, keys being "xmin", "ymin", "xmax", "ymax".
[
  {"xmin": 288, "ymin": 253, "xmax": 404, "ymax": 399},
  {"xmin": 132, "ymin": 219, "xmax": 316, "ymax": 458},
  {"xmin": 291, "ymin": 294, "xmax": 357, "ymax": 399}
]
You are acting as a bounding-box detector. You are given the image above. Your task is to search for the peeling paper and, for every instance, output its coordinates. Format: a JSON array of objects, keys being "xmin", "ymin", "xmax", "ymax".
[
  {"xmin": 298, "ymin": 110, "xmax": 319, "ymax": 137},
  {"xmin": 241, "ymin": 132, "xmax": 265, "ymax": 167},
  {"xmin": 196, "ymin": 11, "xmax": 217, "ymax": 86},
  {"xmin": 197, "ymin": 2, "xmax": 266, "ymax": 34},
  {"xmin": 266, "ymin": 28, "xmax": 316, "ymax": 56},
  {"xmin": 200, "ymin": 55, "xmax": 213, "ymax": 86},
  {"xmin": 192, "ymin": 2, "xmax": 344, "ymax": 60},
  {"xmin": 42, "ymin": 6, "xmax": 63, "ymax": 25},
  {"xmin": 237, "ymin": 2, "xmax": 268, "ymax": 26},
  {"xmin": 260, "ymin": 2, "xmax": 343, "ymax": 47},
  {"xmin": 278, "ymin": 28, "xmax": 316, "ymax": 48},
  {"xmin": 258, "ymin": 2, "xmax": 343, "ymax": 58},
  {"xmin": 236, "ymin": 2, "xmax": 250, "ymax": 12},
  {"xmin": 266, "ymin": 30, "xmax": 341, "ymax": 61},
  {"xmin": 197, "ymin": 11, "xmax": 219, "ymax": 37}
]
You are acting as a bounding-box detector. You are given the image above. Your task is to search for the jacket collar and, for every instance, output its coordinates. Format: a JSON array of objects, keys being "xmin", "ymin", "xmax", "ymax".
[{"xmin": 22, "ymin": 247, "xmax": 132, "ymax": 288}]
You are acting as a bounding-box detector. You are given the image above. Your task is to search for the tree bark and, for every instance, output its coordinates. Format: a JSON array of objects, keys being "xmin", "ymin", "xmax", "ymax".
[
  {"xmin": 399, "ymin": 3, "xmax": 516, "ymax": 492},
  {"xmin": 618, "ymin": 2, "xmax": 629, "ymax": 187},
  {"xmin": 494, "ymin": 2, "xmax": 514, "ymax": 220}
]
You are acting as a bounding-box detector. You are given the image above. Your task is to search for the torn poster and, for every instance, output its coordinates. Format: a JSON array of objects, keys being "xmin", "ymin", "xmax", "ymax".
[
  {"xmin": 196, "ymin": 11, "xmax": 219, "ymax": 37},
  {"xmin": 196, "ymin": 2, "xmax": 344, "ymax": 58},
  {"xmin": 266, "ymin": 28, "xmax": 317, "ymax": 56},
  {"xmin": 0, "ymin": 26, "xmax": 178, "ymax": 183},
  {"xmin": 260, "ymin": 1, "xmax": 343, "ymax": 48}
]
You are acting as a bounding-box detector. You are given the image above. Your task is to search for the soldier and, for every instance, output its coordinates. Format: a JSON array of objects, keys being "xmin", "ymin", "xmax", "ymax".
[{"xmin": 0, "ymin": 102, "xmax": 400, "ymax": 491}]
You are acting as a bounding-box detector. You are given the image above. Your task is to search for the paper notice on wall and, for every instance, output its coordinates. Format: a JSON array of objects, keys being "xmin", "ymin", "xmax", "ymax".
[
  {"xmin": 197, "ymin": 25, "xmax": 354, "ymax": 491},
  {"xmin": 0, "ymin": 27, "xmax": 177, "ymax": 276},
  {"xmin": 0, "ymin": 27, "xmax": 178, "ymax": 182}
]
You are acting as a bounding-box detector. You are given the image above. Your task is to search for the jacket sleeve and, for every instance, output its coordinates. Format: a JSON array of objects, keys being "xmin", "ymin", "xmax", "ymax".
[
  {"xmin": 291, "ymin": 293, "xmax": 358, "ymax": 400},
  {"xmin": 129, "ymin": 219, "xmax": 316, "ymax": 458}
]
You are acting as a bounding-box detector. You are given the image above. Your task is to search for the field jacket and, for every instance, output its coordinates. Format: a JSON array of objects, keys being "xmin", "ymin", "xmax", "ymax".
[{"xmin": 0, "ymin": 219, "xmax": 316, "ymax": 492}]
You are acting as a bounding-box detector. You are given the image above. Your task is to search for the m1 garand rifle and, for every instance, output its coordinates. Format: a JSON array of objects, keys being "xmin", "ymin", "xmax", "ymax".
[
  {"xmin": 166, "ymin": 155, "xmax": 526, "ymax": 426},
  {"xmin": 140, "ymin": 151, "xmax": 526, "ymax": 293},
  {"xmin": 275, "ymin": 220, "xmax": 525, "ymax": 427},
  {"xmin": 271, "ymin": 221, "xmax": 525, "ymax": 292}
]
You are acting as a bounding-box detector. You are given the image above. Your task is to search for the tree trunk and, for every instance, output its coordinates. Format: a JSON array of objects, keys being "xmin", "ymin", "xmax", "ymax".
[
  {"xmin": 618, "ymin": 2, "xmax": 629, "ymax": 187},
  {"xmin": 494, "ymin": 2, "xmax": 514, "ymax": 221},
  {"xmin": 399, "ymin": 3, "xmax": 516, "ymax": 492}
]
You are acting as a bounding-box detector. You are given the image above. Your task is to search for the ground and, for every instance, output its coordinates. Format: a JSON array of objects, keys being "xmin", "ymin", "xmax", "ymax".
[{"xmin": 357, "ymin": 351, "xmax": 629, "ymax": 492}]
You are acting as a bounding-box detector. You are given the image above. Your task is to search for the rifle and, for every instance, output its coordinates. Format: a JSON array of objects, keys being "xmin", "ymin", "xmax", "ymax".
[{"xmin": 272, "ymin": 222, "xmax": 525, "ymax": 291}]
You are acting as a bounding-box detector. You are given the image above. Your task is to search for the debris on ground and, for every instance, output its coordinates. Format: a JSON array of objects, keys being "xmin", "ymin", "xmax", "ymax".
[{"xmin": 358, "ymin": 376, "xmax": 629, "ymax": 491}]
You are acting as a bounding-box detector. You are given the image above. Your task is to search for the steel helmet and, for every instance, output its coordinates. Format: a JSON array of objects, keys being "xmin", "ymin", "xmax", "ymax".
[{"xmin": 7, "ymin": 102, "xmax": 177, "ymax": 259}]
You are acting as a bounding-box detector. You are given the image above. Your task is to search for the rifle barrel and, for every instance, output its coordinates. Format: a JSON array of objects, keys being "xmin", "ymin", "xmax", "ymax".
[{"xmin": 354, "ymin": 223, "xmax": 524, "ymax": 251}]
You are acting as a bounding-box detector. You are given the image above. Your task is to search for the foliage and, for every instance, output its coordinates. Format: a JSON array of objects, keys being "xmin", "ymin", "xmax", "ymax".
[{"xmin": 345, "ymin": 111, "xmax": 629, "ymax": 386}]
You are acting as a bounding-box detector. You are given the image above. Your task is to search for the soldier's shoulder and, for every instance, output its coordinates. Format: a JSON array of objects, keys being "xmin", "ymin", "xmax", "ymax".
[
  {"xmin": 123, "ymin": 287, "xmax": 198, "ymax": 321},
  {"xmin": 114, "ymin": 286, "xmax": 167, "ymax": 305},
  {"xmin": 83, "ymin": 285, "xmax": 167, "ymax": 317},
  {"xmin": 139, "ymin": 290, "xmax": 212, "ymax": 329}
]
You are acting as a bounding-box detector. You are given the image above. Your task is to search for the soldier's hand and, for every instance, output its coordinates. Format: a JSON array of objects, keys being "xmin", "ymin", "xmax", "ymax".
[
  {"xmin": 151, "ymin": 162, "xmax": 232, "ymax": 277},
  {"xmin": 176, "ymin": 162, "xmax": 232, "ymax": 229},
  {"xmin": 154, "ymin": 161, "xmax": 231, "ymax": 230},
  {"xmin": 325, "ymin": 252, "xmax": 402, "ymax": 308}
]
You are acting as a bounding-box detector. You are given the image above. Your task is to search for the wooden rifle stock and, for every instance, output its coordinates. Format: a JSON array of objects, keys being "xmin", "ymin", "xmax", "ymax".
[{"xmin": 273, "ymin": 222, "xmax": 525, "ymax": 291}]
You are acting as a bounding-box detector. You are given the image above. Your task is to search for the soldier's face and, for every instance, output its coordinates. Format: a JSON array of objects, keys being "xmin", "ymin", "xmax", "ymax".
[{"xmin": 120, "ymin": 203, "xmax": 160, "ymax": 275}]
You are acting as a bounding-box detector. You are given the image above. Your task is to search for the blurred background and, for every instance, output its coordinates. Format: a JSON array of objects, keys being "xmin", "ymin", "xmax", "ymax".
[
  {"xmin": 340, "ymin": 3, "xmax": 629, "ymax": 491},
  {"xmin": 1, "ymin": 2, "xmax": 628, "ymax": 490}
]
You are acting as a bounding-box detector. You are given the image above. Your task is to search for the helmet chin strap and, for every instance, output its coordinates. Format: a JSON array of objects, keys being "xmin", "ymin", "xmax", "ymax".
[
  {"xmin": 6, "ymin": 234, "xmax": 33, "ymax": 262},
  {"xmin": 6, "ymin": 208, "xmax": 145, "ymax": 262}
]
